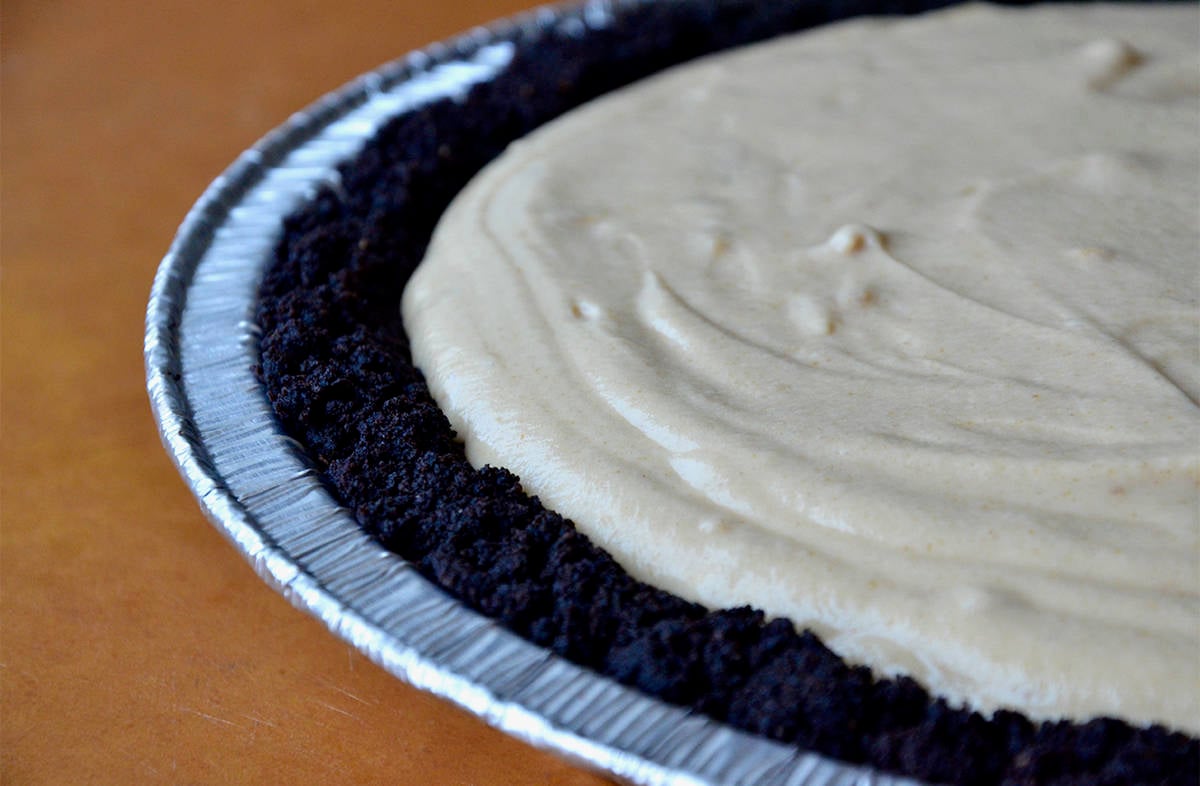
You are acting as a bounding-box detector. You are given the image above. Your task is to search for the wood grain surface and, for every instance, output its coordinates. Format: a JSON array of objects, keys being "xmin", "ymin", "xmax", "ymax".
[{"xmin": 2, "ymin": 1, "xmax": 614, "ymax": 783}]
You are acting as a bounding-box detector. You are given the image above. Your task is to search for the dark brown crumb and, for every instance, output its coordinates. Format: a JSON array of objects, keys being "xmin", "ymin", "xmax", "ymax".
[{"xmin": 255, "ymin": 1, "xmax": 1199, "ymax": 783}]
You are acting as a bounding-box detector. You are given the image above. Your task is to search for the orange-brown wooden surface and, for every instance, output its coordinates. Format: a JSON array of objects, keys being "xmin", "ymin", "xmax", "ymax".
[{"xmin": 2, "ymin": 2, "xmax": 614, "ymax": 783}]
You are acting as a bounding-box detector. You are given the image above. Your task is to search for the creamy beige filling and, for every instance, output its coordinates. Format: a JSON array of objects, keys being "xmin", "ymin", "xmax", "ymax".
[{"xmin": 403, "ymin": 3, "xmax": 1200, "ymax": 732}]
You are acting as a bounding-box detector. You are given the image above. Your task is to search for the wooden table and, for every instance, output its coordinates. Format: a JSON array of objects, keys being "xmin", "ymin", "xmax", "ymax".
[{"xmin": 3, "ymin": 2, "xmax": 612, "ymax": 782}]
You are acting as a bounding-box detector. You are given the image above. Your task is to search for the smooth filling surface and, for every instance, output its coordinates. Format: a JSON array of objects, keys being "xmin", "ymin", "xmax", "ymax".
[{"xmin": 403, "ymin": 3, "xmax": 1200, "ymax": 732}]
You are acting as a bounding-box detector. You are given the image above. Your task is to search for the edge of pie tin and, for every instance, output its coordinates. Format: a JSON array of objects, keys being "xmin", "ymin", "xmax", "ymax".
[{"xmin": 144, "ymin": 2, "xmax": 925, "ymax": 784}]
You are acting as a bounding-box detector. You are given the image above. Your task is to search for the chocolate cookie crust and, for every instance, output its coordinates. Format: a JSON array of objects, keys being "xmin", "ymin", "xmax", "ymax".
[{"xmin": 255, "ymin": 2, "xmax": 1198, "ymax": 783}]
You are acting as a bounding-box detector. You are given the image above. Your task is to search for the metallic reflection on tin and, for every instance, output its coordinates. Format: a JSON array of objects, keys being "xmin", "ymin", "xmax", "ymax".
[{"xmin": 144, "ymin": 3, "xmax": 919, "ymax": 784}]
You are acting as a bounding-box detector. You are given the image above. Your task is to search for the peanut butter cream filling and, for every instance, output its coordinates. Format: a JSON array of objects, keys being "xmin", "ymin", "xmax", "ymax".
[{"xmin": 403, "ymin": 3, "xmax": 1200, "ymax": 732}]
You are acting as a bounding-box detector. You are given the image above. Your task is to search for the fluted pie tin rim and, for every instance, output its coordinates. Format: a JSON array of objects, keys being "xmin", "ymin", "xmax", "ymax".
[{"xmin": 144, "ymin": 1, "xmax": 931, "ymax": 784}]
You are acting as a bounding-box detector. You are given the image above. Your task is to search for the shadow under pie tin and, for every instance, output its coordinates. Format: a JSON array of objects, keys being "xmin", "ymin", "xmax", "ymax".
[{"xmin": 146, "ymin": 1, "xmax": 1197, "ymax": 784}]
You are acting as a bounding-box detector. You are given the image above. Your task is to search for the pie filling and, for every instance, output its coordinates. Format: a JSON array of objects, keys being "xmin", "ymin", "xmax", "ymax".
[{"xmin": 404, "ymin": 3, "xmax": 1200, "ymax": 733}]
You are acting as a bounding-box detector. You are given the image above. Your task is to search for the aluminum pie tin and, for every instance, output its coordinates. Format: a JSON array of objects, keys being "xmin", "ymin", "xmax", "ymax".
[{"xmin": 145, "ymin": 3, "xmax": 926, "ymax": 784}]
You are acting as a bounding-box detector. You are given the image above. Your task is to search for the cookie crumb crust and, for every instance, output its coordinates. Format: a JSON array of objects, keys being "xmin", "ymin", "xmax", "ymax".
[{"xmin": 255, "ymin": 2, "xmax": 1198, "ymax": 782}]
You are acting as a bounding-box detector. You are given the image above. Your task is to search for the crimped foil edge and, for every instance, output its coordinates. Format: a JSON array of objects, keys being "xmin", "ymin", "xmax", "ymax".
[{"xmin": 144, "ymin": 3, "xmax": 921, "ymax": 784}]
